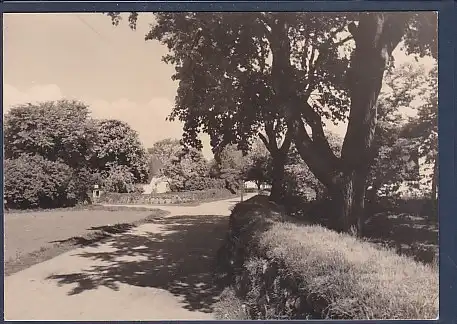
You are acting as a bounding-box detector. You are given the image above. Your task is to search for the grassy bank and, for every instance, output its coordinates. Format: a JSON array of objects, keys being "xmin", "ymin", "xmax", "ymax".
[{"xmin": 215, "ymin": 196, "xmax": 438, "ymax": 320}]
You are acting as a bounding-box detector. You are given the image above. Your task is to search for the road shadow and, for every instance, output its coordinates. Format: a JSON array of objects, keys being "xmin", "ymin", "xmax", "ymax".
[
  {"xmin": 46, "ymin": 214, "xmax": 229, "ymax": 314},
  {"xmin": 363, "ymin": 211, "xmax": 438, "ymax": 264}
]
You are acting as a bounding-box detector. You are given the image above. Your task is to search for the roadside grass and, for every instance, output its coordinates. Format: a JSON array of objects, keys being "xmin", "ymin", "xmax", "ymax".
[
  {"xmin": 260, "ymin": 222, "xmax": 438, "ymax": 319},
  {"xmin": 4, "ymin": 208, "xmax": 169, "ymax": 276},
  {"xmin": 215, "ymin": 195, "xmax": 438, "ymax": 320},
  {"xmin": 285, "ymin": 196, "xmax": 438, "ymax": 264}
]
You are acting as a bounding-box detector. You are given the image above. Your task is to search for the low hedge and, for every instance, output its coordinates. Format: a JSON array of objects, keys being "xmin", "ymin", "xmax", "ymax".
[
  {"xmin": 215, "ymin": 196, "xmax": 438, "ymax": 320},
  {"xmin": 98, "ymin": 188, "xmax": 237, "ymax": 205}
]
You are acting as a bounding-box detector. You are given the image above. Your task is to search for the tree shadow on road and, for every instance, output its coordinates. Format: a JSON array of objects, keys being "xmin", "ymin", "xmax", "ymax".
[{"xmin": 46, "ymin": 214, "xmax": 229, "ymax": 314}]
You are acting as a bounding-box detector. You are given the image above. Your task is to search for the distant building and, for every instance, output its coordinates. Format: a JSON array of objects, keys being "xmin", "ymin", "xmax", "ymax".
[
  {"xmin": 147, "ymin": 154, "xmax": 165, "ymax": 182},
  {"xmin": 244, "ymin": 181, "xmax": 257, "ymax": 189},
  {"xmin": 143, "ymin": 177, "xmax": 171, "ymax": 194},
  {"xmin": 142, "ymin": 154, "xmax": 170, "ymax": 194}
]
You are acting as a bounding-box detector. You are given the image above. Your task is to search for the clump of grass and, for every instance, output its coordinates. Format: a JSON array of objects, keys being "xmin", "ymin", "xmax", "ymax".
[{"xmin": 213, "ymin": 288, "xmax": 249, "ymax": 320}]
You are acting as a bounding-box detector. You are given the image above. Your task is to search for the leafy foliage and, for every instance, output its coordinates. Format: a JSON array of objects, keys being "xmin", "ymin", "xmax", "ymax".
[
  {"xmin": 101, "ymin": 164, "xmax": 142, "ymax": 194},
  {"xmin": 401, "ymin": 65, "xmax": 438, "ymax": 198},
  {"xmin": 162, "ymin": 146, "xmax": 210, "ymax": 192},
  {"xmin": 92, "ymin": 119, "xmax": 149, "ymax": 184},
  {"xmin": 108, "ymin": 12, "xmax": 353, "ymax": 156},
  {"xmin": 4, "ymin": 100, "xmax": 97, "ymax": 169},
  {"xmin": 244, "ymin": 140, "xmax": 273, "ymax": 189},
  {"xmin": 402, "ymin": 66, "xmax": 437, "ymax": 166},
  {"xmin": 148, "ymin": 138, "xmax": 183, "ymax": 171},
  {"xmin": 3, "ymin": 99, "xmax": 152, "ymax": 204},
  {"xmin": 365, "ymin": 62, "xmax": 438, "ymax": 200},
  {"xmin": 213, "ymin": 144, "xmax": 249, "ymax": 192},
  {"xmin": 4, "ymin": 154, "xmax": 79, "ymax": 209}
]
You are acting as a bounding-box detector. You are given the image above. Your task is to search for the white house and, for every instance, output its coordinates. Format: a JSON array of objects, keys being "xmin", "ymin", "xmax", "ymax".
[
  {"xmin": 244, "ymin": 181, "xmax": 258, "ymax": 189},
  {"xmin": 143, "ymin": 176, "xmax": 171, "ymax": 194}
]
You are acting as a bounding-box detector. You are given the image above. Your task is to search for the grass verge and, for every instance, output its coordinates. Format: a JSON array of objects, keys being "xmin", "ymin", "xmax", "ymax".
[
  {"xmin": 4, "ymin": 208, "xmax": 169, "ymax": 276},
  {"xmin": 215, "ymin": 195, "xmax": 438, "ymax": 320}
]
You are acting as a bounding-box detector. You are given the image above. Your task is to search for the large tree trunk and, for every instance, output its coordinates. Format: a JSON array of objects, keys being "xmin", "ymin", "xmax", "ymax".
[
  {"xmin": 330, "ymin": 169, "xmax": 369, "ymax": 234},
  {"xmin": 334, "ymin": 13, "xmax": 407, "ymax": 234},
  {"xmin": 267, "ymin": 13, "xmax": 407, "ymax": 234},
  {"xmin": 269, "ymin": 152, "xmax": 287, "ymax": 203}
]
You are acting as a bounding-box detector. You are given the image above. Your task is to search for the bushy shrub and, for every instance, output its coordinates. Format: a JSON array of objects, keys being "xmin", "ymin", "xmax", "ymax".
[
  {"xmin": 4, "ymin": 154, "xmax": 78, "ymax": 209},
  {"xmin": 101, "ymin": 165, "xmax": 140, "ymax": 193},
  {"xmin": 168, "ymin": 175, "xmax": 226, "ymax": 192},
  {"xmin": 283, "ymin": 164, "xmax": 324, "ymax": 201}
]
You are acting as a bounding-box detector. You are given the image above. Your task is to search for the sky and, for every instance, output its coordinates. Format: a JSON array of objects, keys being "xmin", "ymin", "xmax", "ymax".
[{"xmin": 3, "ymin": 13, "xmax": 436, "ymax": 160}]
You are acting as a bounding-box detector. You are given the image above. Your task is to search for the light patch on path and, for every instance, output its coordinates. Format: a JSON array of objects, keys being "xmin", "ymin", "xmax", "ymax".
[{"xmin": 4, "ymin": 194, "xmax": 256, "ymax": 320}]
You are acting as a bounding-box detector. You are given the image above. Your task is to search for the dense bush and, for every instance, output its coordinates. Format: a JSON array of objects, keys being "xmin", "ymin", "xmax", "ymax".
[
  {"xmin": 4, "ymin": 154, "xmax": 81, "ymax": 209},
  {"xmin": 91, "ymin": 119, "xmax": 150, "ymax": 183},
  {"xmin": 101, "ymin": 165, "xmax": 143, "ymax": 194},
  {"xmin": 283, "ymin": 162, "xmax": 326, "ymax": 204},
  {"xmin": 215, "ymin": 196, "xmax": 438, "ymax": 320},
  {"xmin": 3, "ymin": 100, "xmax": 97, "ymax": 169},
  {"xmin": 98, "ymin": 188, "xmax": 236, "ymax": 205}
]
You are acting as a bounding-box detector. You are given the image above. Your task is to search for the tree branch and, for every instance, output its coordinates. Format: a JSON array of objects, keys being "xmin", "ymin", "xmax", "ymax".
[
  {"xmin": 334, "ymin": 35, "xmax": 353, "ymax": 47},
  {"xmin": 279, "ymin": 128, "xmax": 293, "ymax": 154},
  {"xmin": 287, "ymin": 117, "xmax": 337, "ymax": 189},
  {"xmin": 264, "ymin": 120, "xmax": 278, "ymax": 152},
  {"xmin": 258, "ymin": 132, "xmax": 273, "ymax": 153}
]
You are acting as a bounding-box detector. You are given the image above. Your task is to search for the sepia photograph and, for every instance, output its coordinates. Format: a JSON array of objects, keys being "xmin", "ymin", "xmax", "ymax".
[{"xmin": 3, "ymin": 11, "xmax": 438, "ymax": 320}]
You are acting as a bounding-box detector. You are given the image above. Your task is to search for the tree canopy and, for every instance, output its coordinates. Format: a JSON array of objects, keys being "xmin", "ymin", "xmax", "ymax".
[
  {"xmin": 108, "ymin": 11, "xmax": 437, "ymax": 232},
  {"xmin": 148, "ymin": 138, "xmax": 183, "ymax": 167},
  {"xmin": 162, "ymin": 146, "xmax": 210, "ymax": 192},
  {"xmin": 4, "ymin": 99, "xmax": 152, "ymax": 205},
  {"xmin": 92, "ymin": 119, "xmax": 149, "ymax": 183},
  {"xmin": 4, "ymin": 100, "xmax": 97, "ymax": 169}
]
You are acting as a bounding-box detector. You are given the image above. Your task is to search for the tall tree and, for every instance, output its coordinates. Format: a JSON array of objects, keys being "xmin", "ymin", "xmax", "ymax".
[
  {"xmin": 148, "ymin": 138, "xmax": 182, "ymax": 167},
  {"xmin": 91, "ymin": 119, "xmax": 149, "ymax": 183},
  {"xmin": 213, "ymin": 144, "xmax": 249, "ymax": 193},
  {"xmin": 162, "ymin": 146, "xmax": 210, "ymax": 191},
  {"xmin": 108, "ymin": 12, "xmax": 351, "ymax": 202},
  {"xmin": 262, "ymin": 12, "xmax": 436, "ymax": 233},
  {"xmin": 108, "ymin": 12, "xmax": 436, "ymax": 233},
  {"xmin": 4, "ymin": 100, "xmax": 97, "ymax": 169},
  {"xmin": 244, "ymin": 139, "xmax": 273, "ymax": 190}
]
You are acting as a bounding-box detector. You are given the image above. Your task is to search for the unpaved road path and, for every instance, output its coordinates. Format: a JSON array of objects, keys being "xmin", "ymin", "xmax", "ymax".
[{"xmin": 4, "ymin": 194, "xmax": 256, "ymax": 320}]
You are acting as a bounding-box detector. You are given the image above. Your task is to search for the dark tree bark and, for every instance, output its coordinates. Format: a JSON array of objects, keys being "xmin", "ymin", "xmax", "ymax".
[
  {"xmin": 269, "ymin": 151, "xmax": 287, "ymax": 202},
  {"xmin": 266, "ymin": 13, "xmax": 408, "ymax": 234},
  {"xmin": 334, "ymin": 13, "xmax": 407, "ymax": 234},
  {"xmin": 259, "ymin": 126, "xmax": 293, "ymax": 203}
]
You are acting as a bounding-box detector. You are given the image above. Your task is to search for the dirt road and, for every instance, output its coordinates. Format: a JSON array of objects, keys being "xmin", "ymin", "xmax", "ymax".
[{"xmin": 4, "ymin": 194, "xmax": 255, "ymax": 320}]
